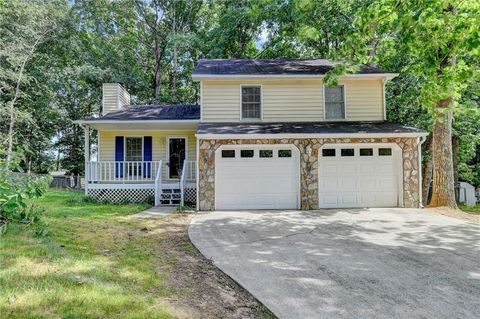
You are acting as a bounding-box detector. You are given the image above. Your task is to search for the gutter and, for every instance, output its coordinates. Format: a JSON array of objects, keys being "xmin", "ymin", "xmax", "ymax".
[
  {"xmin": 74, "ymin": 119, "xmax": 200, "ymax": 125},
  {"xmin": 195, "ymin": 132, "xmax": 429, "ymax": 139},
  {"xmin": 192, "ymin": 73, "xmax": 399, "ymax": 81},
  {"xmin": 418, "ymin": 135, "xmax": 428, "ymax": 208}
]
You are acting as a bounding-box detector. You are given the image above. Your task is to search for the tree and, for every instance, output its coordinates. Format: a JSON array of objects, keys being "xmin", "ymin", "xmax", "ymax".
[
  {"xmin": 291, "ymin": 0, "xmax": 479, "ymax": 208},
  {"xmin": 0, "ymin": 0, "xmax": 66, "ymax": 167}
]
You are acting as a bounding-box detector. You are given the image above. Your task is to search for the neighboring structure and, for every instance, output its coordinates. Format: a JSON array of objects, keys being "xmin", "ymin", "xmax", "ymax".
[
  {"xmin": 459, "ymin": 182, "xmax": 477, "ymax": 207},
  {"xmin": 76, "ymin": 59, "xmax": 428, "ymax": 209}
]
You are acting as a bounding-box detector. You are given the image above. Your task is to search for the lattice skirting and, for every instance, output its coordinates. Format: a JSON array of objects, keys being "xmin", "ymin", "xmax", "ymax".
[
  {"xmin": 184, "ymin": 188, "xmax": 196, "ymax": 205},
  {"xmin": 87, "ymin": 188, "xmax": 154, "ymax": 203}
]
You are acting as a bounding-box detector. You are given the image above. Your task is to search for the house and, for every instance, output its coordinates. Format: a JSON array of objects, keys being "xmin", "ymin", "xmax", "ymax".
[{"xmin": 76, "ymin": 59, "xmax": 428, "ymax": 210}]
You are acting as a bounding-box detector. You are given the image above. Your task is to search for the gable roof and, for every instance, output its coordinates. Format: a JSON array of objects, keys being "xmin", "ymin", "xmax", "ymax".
[
  {"xmin": 80, "ymin": 104, "xmax": 200, "ymax": 123},
  {"xmin": 192, "ymin": 59, "xmax": 397, "ymax": 80}
]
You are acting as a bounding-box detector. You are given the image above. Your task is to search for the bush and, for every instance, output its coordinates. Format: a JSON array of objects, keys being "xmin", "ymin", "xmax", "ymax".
[{"xmin": 0, "ymin": 162, "xmax": 51, "ymax": 235}]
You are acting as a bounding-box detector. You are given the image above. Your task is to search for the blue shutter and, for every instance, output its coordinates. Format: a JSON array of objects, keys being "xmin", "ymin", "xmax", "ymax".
[
  {"xmin": 143, "ymin": 136, "xmax": 152, "ymax": 178},
  {"xmin": 115, "ymin": 136, "xmax": 124, "ymax": 178}
]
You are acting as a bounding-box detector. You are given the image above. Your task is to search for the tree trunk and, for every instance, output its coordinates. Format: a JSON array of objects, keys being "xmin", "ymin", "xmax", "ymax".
[
  {"xmin": 452, "ymin": 136, "xmax": 460, "ymax": 202},
  {"xmin": 5, "ymin": 102, "xmax": 15, "ymax": 166},
  {"xmin": 422, "ymin": 156, "xmax": 433, "ymax": 206},
  {"xmin": 429, "ymin": 101, "xmax": 458, "ymax": 208},
  {"xmin": 172, "ymin": 43, "xmax": 178, "ymax": 103}
]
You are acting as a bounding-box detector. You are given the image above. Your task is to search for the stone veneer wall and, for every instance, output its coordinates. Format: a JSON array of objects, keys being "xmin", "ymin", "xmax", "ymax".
[{"xmin": 198, "ymin": 137, "xmax": 420, "ymax": 211}]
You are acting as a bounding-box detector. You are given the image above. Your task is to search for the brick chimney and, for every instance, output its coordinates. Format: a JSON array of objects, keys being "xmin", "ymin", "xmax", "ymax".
[{"xmin": 102, "ymin": 83, "xmax": 131, "ymax": 115}]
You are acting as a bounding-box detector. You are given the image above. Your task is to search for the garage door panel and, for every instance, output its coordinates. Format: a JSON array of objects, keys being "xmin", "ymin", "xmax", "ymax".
[
  {"xmin": 340, "ymin": 176, "xmax": 357, "ymax": 191},
  {"xmin": 358, "ymin": 163, "xmax": 375, "ymax": 174},
  {"xmin": 321, "ymin": 164, "xmax": 338, "ymax": 175},
  {"xmin": 320, "ymin": 194, "xmax": 340, "ymax": 205},
  {"xmin": 358, "ymin": 177, "xmax": 377, "ymax": 190},
  {"xmin": 319, "ymin": 145, "xmax": 400, "ymax": 208},
  {"xmin": 320, "ymin": 178, "xmax": 339, "ymax": 191}
]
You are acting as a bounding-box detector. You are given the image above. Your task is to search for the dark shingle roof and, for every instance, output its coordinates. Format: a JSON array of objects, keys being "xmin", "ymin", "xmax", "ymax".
[
  {"xmin": 193, "ymin": 59, "xmax": 388, "ymax": 76},
  {"xmin": 197, "ymin": 122, "xmax": 427, "ymax": 135},
  {"xmin": 84, "ymin": 104, "xmax": 200, "ymax": 121}
]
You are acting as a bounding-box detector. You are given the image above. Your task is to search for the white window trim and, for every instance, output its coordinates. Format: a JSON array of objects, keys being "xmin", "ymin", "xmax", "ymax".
[
  {"xmin": 323, "ymin": 84, "xmax": 347, "ymax": 121},
  {"xmin": 240, "ymin": 84, "xmax": 263, "ymax": 121},
  {"xmin": 124, "ymin": 136, "xmax": 144, "ymax": 162},
  {"xmin": 166, "ymin": 136, "xmax": 188, "ymax": 179}
]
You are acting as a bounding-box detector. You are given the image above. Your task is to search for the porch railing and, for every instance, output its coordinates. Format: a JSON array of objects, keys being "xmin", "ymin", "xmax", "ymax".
[
  {"xmin": 86, "ymin": 161, "xmax": 161, "ymax": 183},
  {"xmin": 180, "ymin": 160, "xmax": 197, "ymax": 206}
]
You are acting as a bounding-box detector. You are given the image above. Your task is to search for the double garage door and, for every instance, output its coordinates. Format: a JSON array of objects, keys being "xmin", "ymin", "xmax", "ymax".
[{"xmin": 214, "ymin": 144, "xmax": 401, "ymax": 210}]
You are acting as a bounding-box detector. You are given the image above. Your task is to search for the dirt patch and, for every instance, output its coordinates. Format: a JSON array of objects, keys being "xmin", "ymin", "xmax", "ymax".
[
  {"xmin": 426, "ymin": 207, "xmax": 480, "ymax": 223},
  {"xmin": 132, "ymin": 214, "xmax": 275, "ymax": 319}
]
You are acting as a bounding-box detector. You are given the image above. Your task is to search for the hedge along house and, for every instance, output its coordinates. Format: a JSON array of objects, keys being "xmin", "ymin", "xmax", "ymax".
[{"xmin": 77, "ymin": 59, "xmax": 428, "ymax": 209}]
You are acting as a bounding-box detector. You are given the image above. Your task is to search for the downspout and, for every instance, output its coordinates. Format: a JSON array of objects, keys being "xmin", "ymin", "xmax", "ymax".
[
  {"xmin": 195, "ymin": 138, "xmax": 200, "ymax": 211},
  {"xmin": 382, "ymin": 78, "xmax": 387, "ymax": 120},
  {"xmin": 418, "ymin": 135, "xmax": 427, "ymax": 208}
]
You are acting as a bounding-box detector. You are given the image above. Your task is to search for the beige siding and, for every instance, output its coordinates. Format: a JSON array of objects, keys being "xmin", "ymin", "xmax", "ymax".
[
  {"xmin": 201, "ymin": 79, "xmax": 384, "ymax": 122},
  {"xmin": 344, "ymin": 80, "xmax": 383, "ymax": 121},
  {"xmin": 98, "ymin": 130, "xmax": 196, "ymax": 182},
  {"xmin": 102, "ymin": 83, "xmax": 131, "ymax": 115}
]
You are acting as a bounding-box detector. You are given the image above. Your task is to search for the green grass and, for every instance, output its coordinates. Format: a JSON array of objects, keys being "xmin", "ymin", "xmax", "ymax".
[
  {"xmin": 460, "ymin": 204, "xmax": 480, "ymax": 214},
  {"xmin": 0, "ymin": 189, "xmax": 176, "ymax": 319}
]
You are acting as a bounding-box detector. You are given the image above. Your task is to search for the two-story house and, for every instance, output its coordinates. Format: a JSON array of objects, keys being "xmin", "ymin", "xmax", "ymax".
[{"xmin": 77, "ymin": 59, "xmax": 428, "ymax": 210}]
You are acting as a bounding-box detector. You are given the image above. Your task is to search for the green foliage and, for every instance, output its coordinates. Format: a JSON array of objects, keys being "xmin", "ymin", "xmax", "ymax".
[{"xmin": 0, "ymin": 160, "xmax": 51, "ymax": 235}]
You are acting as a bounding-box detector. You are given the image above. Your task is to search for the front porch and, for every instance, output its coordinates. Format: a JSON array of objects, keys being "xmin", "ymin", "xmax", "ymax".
[{"xmin": 85, "ymin": 160, "xmax": 197, "ymax": 206}]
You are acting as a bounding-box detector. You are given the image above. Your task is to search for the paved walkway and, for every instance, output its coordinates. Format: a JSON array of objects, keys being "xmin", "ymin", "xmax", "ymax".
[
  {"xmin": 189, "ymin": 208, "xmax": 480, "ymax": 319},
  {"xmin": 135, "ymin": 206, "xmax": 174, "ymax": 218}
]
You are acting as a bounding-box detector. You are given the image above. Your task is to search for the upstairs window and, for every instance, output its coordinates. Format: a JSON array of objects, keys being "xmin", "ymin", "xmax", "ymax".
[
  {"xmin": 241, "ymin": 86, "xmax": 261, "ymax": 120},
  {"xmin": 324, "ymin": 85, "xmax": 346, "ymax": 120}
]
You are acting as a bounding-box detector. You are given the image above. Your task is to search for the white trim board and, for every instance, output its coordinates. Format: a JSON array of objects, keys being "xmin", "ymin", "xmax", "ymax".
[
  {"xmin": 75, "ymin": 119, "xmax": 200, "ymax": 124},
  {"xmin": 193, "ymin": 73, "xmax": 399, "ymax": 81},
  {"xmin": 196, "ymin": 132, "xmax": 429, "ymax": 139}
]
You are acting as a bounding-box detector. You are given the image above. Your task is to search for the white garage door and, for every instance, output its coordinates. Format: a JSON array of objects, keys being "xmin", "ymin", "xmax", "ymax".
[
  {"xmin": 319, "ymin": 144, "xmax": 401, "ymax": 208},
  {"xmin": 216, "ymin": 145, "xmax": 299, "ymax": 210}
]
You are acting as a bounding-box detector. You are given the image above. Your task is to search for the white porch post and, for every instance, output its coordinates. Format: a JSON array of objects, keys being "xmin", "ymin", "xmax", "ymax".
[{"xmin": 84, "ymin": 125, "xmax": 90, "ymax": 195}]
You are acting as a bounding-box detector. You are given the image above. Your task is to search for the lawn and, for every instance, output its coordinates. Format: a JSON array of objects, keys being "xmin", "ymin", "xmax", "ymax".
[
  {"xmin": 460, "ymin": 204, "xmax": 480, "ymax": 214},
  {"xmin": 0, "ymin": 189, "xmax": 273, "ymax": 319}
]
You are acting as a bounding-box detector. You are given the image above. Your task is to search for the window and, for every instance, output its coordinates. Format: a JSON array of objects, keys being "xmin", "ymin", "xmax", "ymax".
[
  {"xmin": 221, "ymin": 150, "xmax": 235, "ymax": 158},
  {"xmin": 341, "ymin": 148, "xmax": 354, "ymax": 156},
  {"xmin": 259, "ymin": 150, "xmax": 273, "ymax": 158},
  {"xmin": 241, "ymin": 86, "xmax": 261, "ymax": 119},
  {"xmin": 125, "ymin": 137, "xmax": 142, "ymax": 161},
  {"xmin": 278, "ymin": 150, "xmax": 292, "ymax": 158},
  {"xmin": 379, "ymin": 148, "xmax": 392, "ymax": 156},
  {"xmin": 360, "ymin": 148, "xmax": 373, "ymax": 156},
  {"xmin": 240, "ymin": 150, "xmax": 254, "ymax": 158},
  {"xmin": 324, "ymin": 85, "xmax": 345, "ymax": 120},
  {"xmin": 322, "ymin": 149, "xmax": 336, "ymax": 157}
]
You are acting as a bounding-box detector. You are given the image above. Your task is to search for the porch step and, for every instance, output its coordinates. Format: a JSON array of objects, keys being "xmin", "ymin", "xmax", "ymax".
[{"xmin": 160, "ymin": 187, "xmax": 181, "ymax": 205}]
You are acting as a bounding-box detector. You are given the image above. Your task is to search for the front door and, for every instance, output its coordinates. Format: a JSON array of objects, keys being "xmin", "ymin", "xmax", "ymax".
[{"xmin": 168, "ymin": 138, "xmax": 186, "ymax": 179}]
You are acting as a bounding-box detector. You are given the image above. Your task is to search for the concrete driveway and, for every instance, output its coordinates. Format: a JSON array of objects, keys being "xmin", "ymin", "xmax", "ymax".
[{"xmin": 189, "ymin": 208, "xmax": 480, "ymax": 319}]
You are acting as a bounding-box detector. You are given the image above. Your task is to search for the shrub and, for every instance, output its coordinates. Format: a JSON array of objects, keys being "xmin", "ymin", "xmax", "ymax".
[{"xmin": 0, "ymin": 162, "xmax": 51, "ymax": 235}]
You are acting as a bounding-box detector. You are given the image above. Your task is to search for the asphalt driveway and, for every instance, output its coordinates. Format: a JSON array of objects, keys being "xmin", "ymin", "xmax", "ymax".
[{"xmin": 189, "ymin": 208, "xmax": 480, "ymax": 319}]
